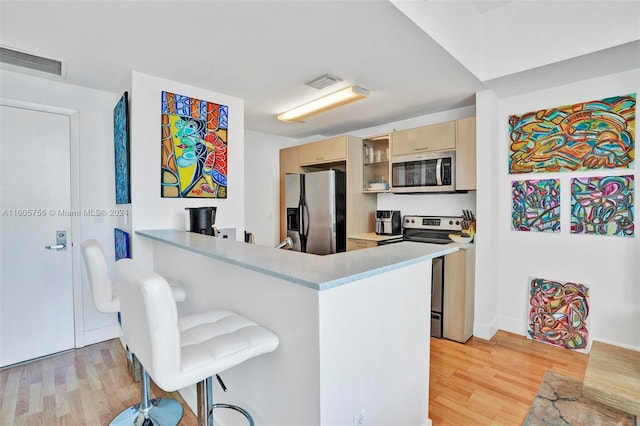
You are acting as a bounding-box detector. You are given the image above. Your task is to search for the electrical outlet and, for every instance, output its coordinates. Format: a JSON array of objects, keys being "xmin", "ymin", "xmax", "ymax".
[{"xmin": 353, "ymin": 409, "xmax": 365, "ymax": 426}]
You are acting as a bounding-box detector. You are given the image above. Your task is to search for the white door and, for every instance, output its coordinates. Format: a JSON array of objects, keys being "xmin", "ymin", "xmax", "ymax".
[{"xmin": 0, "ymin": 104, "xmax": 75, "ymax": 367}]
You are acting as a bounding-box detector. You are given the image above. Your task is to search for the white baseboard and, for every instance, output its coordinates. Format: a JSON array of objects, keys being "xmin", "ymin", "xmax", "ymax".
[
  {"xmin": 80, "ymin": 324, "xmax": 120, "ymax": 347},
  {"xmin": 587, "ymin": 337, "xmax": 640, "ymax": 352},
  {"xmin": 498, "ymin": 316, "xmax": 527, "ymax": 337},
  {"xmin": 473, "ymin": 316, "xmax": 499, "ymax": 341}
]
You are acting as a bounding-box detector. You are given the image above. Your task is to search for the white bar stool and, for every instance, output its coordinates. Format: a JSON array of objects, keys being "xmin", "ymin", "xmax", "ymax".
[
  {"xmin": 81, "ymin": 239, "xmax": 186, "ymax": 425},
  {"xmin": 115, "ymin": 258, "xmax": 279, "ymax": 426}
]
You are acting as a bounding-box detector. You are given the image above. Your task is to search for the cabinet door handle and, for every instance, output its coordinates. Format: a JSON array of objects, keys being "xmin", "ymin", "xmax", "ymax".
[{"xmin": 414, "ymin": 146, "xmax": 428, "ymax": 151}]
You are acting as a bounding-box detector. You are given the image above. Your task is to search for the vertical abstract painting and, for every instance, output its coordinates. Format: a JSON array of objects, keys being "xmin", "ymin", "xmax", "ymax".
[
  {"xmin": 571, "ymin": 175, "xmax": 634, "ymax": 237},
  {"xmin": 511, "ymin": 178, "xmax": 560, "ymax": 232},
  {"xmin": 508, "ymin": 93, "xmax": 635, "ymax": 174},
  {"xmin": 114, "ymin": 92, "xmax": 131, "ymax": 204},
  {"xmin": 528, "ymin": 277, "xmax": 590, "ymax": 353},
  {"xmin": 114, "ymin": 228, "xmax": 130, "ymax": 260},
  {"xmin": 161, "ymin": 91, "xmax": 228, "ymax": 198}
]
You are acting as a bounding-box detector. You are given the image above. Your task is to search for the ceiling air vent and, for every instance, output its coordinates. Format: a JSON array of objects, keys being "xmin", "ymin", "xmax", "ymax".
[
  {"xmin": 0, "ymin": 47, "xmax": 63, "ymax": 76},
  {"xmin": 305, "ymin": 74, "xmax": 343, "ymax": 90}
]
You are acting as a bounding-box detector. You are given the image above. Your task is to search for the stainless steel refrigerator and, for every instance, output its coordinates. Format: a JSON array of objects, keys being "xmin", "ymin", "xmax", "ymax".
[{"xmin": 285, "ymin": 170, "xmax": 346, "ymax": 255}]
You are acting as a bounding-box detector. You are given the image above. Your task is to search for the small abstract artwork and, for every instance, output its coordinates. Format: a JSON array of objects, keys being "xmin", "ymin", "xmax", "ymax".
[
  {"xmin": 511, "ymin": 178, "xmax": 560, "ymax": 232},
  {"xmin": 508, "ymin": 93, "xmax": 635, "ymax": 174},
  {"xmin": 161, "ymin": 91, "xmax": 228, "ymax": 198},
  {"xmin": 114, "ymin": 92, "xmax": 131, "ymax": 204},
  {"xmin": 528, "ymin": 277, "xmax": 590, "ymax": 353},
  {"xmin": 114, "ymin": 228, "xmax": 130, "ymax": 260},
  {"xmin": 571, "ymin": 175, "xmax": 634, "ymax": 237}
]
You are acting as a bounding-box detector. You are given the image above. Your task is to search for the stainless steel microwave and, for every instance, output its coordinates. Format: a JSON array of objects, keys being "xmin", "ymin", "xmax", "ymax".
[{"xmin": 391, "ymin": 151, "xmax": 455, "ymax": 193}]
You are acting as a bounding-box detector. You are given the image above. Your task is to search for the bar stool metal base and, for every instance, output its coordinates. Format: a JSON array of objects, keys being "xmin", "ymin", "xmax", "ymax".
[
  {"xmin": 198, "ymin": 376, "xmax": 254, "ymax": 426},
  {"xmin": 210, "ymin": 403, "xmax": 254, "ymax": 426},
  {"xmin": 110, "ymin": 366, "xmax": 183, "ymax": 426},
  {"xmin": 110, "ymin": 398, "xmax": 183, "ymax": 426}
]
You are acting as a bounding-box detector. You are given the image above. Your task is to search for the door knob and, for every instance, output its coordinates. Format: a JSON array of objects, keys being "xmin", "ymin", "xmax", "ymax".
[
  {"xmin": 45, "ymin": 244, "xmax": 65, "ymax": 250},
  {"xmin": 45, "ymin": 230, "xmax": 67, "ymax": 251}
]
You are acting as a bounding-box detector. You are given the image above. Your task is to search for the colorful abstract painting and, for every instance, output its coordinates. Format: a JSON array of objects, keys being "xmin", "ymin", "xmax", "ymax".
[
  {"xmin": 161, "ymin": 91, "xmax": 228, "ymax": 198},
  {"xmin": 511, "ymin": 178, "xmax": 560, "ymax": 232},
  {"xmin": 571, "ymin": 175, "xmax": 634, "ymax": 237},
  {"xmin": 509, "ymin": 93, "xmax": 635, "ymax": 174},
  {"xmin": 114, "ymin": 92, "xmax": 131, "ymax": 204},
  {"xmin": 114, "ymin": 228, "xmax": 130, "ymax": 260},
  {"xmin": 528, "ymin": 277, "xmax": 590, "ymax": 353}
]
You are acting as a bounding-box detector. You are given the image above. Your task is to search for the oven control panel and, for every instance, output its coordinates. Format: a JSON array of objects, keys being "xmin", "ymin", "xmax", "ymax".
[{"xmin": 403, "ymin": 215, "xmax": 462, "ymax": 231}]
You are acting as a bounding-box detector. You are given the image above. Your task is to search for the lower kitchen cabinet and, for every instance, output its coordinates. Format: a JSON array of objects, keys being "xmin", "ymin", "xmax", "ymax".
[
  {"xmin": 346, "ymin": 233, "xmax": 402, "ymax": 251},
  {"xmin": 347, "ymin": 238, "xmax": 378, "ymax": 251},
  {"xmin": 443, "ymin": 245, "xmax": 475, "ymax": 343}
]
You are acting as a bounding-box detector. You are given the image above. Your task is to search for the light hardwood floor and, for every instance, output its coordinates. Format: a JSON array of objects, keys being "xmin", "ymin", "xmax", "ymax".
[
  {"xmin": 1, "ymin": 331, "xmax": 588, "ymax": 425},
  {"xmin": 0, "ymin": 339, "xmax": 197, "ymax": 425},
  {"xmin": 430, "ymin": 330, "xmax": 589, "ymax": 425}
]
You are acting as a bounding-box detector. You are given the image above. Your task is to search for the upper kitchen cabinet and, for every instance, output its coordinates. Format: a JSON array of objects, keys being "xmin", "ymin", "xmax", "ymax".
[
  {"xmin": 391, "ymin": 121, "xmax": 456, "ymax": 156},
  {"xmin": 279, "ymin": 146, "xmax": 301, "ymax": 240},
  {"xmin": 279, "ymin": 135, "xmax": 376, "ymax": 242},
  {"xmin": 298, "ymin": 136, "xmax": 347, "ymax": 166},
  {"xmin": 455, "ymin": 117, "xmax": 476, "ymax": 191},
  {"xmin": 362, "ymin": 134, "xmax": 391, "ymax": 193}
]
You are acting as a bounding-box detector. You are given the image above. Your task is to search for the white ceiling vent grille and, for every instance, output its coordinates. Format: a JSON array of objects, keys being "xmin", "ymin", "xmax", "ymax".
[
  {"xmin": 0, "ymin": 47, "xmax": 63, "ymax": 76},
  {"xmin": 305, "ymin": 74, "xmax": 343, "ymax": 90}
]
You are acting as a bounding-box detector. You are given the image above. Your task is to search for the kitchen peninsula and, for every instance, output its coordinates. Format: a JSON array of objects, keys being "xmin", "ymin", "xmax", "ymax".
[{"xmin": 137, "ymin": 229, "xmax": 457, "ymax": 426}]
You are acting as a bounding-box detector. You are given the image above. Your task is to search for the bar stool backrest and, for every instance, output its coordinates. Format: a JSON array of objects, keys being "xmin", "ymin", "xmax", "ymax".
[
  {"xmin": 116, "ymin": 258, "xmax": 181, "ymax": 390},
  {"xmin": 81, "ymin": 239, "xmax": 120, "ymax": 313}
]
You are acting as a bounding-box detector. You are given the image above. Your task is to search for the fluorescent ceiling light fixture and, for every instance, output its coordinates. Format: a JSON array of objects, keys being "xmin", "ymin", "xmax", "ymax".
[{"xmin": 278, "ymin": 86, "xmax": 369, "ymax": 123}]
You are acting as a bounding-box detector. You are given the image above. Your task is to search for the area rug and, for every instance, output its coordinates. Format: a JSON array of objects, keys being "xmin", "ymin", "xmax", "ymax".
[{"xmin": 523, "ymin": 371, "xmax": 634, "ymax": 425}]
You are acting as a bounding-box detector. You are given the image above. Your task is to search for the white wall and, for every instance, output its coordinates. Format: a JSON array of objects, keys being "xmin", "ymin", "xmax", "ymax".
[
  {"xmin": 244, "ymin": 129, "xmax": 298, "ymax": 247},
  {"xmin": 476, "ymin": 68, "xmax": 640, "ymax": 350},
  {"xmin": 0, "ymin": 69, "xmax": 121, "ymax": 346},
  {"xmin": 129, "ymin": 72, "xmax": 245, "ymax": 267},
  {"xmin": 473, "ymin": 89, "xmax": 501, "ymax": 340}
]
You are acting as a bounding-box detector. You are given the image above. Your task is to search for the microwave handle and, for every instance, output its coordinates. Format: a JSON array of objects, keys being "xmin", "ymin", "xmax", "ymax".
[{"xmin": 436, "ymin": 158, "xmax": 443, "ymax": 186}]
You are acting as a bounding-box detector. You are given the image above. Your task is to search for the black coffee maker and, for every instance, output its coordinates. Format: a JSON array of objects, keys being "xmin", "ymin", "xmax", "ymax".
[{"xmin": 185, "ymin": 207, "xmax": 217, "ymax": 235}]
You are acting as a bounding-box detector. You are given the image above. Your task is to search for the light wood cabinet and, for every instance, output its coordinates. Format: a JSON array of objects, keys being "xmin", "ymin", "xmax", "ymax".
[
  {"xmin": 391, "ymin": 121, "xmax": 456, "ymax": 156},
  {"xmin": 298, "ymin": 136, "xmax": 347, "ymax": 166},
  {"xmin": 362, "ymin": 134, "xmax": 390, "ymax": 193},
  {"xmin": 455, "ymin": 117, "xmax": 476, "ymax": 191},
  {"xmin": 279, "ymin": 146, "xmax": 301, "ymax": 240},
  {"xmin": 345, "ymin": 136, "xmax": 377, "ymax": 240},
  {"xmin": 443, "ymin": 246, "xmax": 475, "ymax": 343},
  {"xmin": 347, "ymin": 238, "xmax": 378, "ymax": 251}
]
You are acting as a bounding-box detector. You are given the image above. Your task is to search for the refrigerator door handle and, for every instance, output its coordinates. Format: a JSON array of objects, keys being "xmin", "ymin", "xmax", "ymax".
[{"xmin": 302, "ymin": 204, "xmax": 310, "ymax": 238}]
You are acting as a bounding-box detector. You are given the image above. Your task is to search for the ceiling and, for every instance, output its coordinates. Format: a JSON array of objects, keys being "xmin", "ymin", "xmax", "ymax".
[{"xmin": 1, "ymin": 1, "xmax": 638, "ymax": 140}]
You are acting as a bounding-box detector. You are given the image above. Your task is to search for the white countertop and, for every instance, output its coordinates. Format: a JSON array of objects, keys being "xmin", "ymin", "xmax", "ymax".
[{"xmin": 137, "ymin": 229, "xmax": 459, "ymax": 291}]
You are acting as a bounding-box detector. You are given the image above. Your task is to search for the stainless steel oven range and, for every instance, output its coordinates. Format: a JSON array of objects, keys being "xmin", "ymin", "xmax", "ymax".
[{"xmin": 402, "ymin": 215, "xmax": 462, "ymax": 338}]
